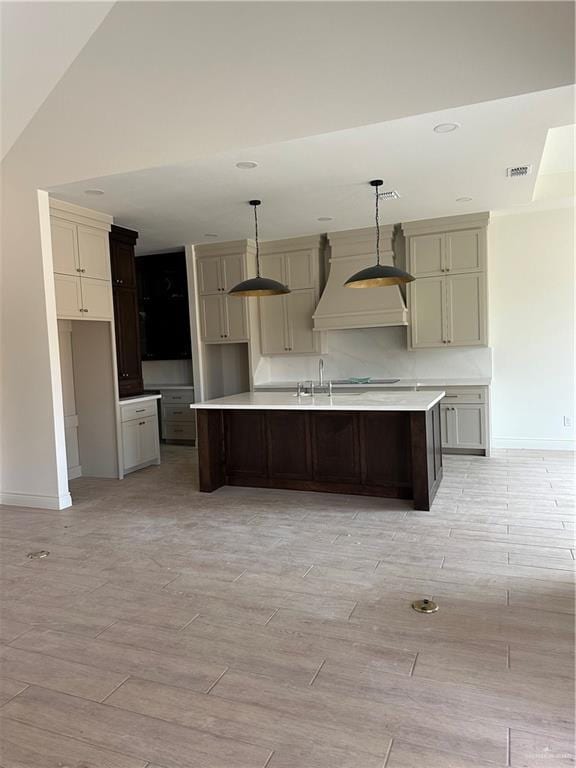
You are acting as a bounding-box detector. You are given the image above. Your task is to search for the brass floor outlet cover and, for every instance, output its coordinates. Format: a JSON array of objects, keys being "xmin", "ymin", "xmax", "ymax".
[{"xmin": 412, "ymin": 598, "xmax": 438, "ymax": 613}]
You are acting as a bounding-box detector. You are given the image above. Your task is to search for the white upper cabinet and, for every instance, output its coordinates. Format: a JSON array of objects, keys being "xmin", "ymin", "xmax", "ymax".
[
  {"xmin": 51, "ymin": 219, "xmax": 79, "ymax": 275},
  {"xmin": 409, "ymin": 233, "xmax": 444, "ymax": 277},
  {"xmin": 195, "ymin": 242, "xmax": 249, "ymax": 343},
  {"xmin": 197, "ymin": 257, "xmax": 222, "ymax": 295},
  {"xmin": 50, "ymin": 199, "xmax": 113, "ymax": 322},
  {"xmin": 445, "ymin": 273, "xmax": 486, "ymax": 346},
  {"xmin": 257, "ymin": 237, "xmax": 323, "ymax": 355},
  {"xmin": 403, "ymin": 213, "xmax": 489, "ymax": 350},
  {"xmin": 76, "ymin": 225, "xmax": 111, "ymax": 281},
  {"xmin": 444, "ymin": 228, "xmax": 485, "ymax": 273},
  {"xmin": 409, "ymin": 276, "xmax": 446, "ymax": 348}
]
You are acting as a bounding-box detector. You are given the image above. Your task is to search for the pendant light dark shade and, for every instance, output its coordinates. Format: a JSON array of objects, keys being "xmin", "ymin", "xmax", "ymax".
[
  {"xmin": 228, "ymin": 200, "xmax": 290, "ymax": 296},
  {"xmin": 344, "ymin": 180, "xmax": 415, "ymax": 288}
]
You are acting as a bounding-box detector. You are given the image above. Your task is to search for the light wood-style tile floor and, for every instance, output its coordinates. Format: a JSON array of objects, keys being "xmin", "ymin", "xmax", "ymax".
[{"xmin": 0, "ymin": 446, "xmax": 574, "ymax": 767}]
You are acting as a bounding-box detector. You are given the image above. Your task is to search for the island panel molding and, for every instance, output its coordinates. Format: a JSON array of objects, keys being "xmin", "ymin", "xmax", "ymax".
[{"xmin": 193, "ymin": 391, "xmax": 444, "ymax": 510}]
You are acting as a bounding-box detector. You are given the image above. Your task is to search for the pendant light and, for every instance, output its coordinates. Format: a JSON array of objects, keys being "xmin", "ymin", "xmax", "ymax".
[
  {"xmin": 228, "ymin": 200, "xmax": 290, "ymax": 297},
  {"xmin": 344, "ymin": 180, "xmax": 415, "ymax": 288}
]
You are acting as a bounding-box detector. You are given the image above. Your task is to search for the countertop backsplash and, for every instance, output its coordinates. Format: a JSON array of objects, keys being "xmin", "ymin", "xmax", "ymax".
[{"xmin": 254, "ymin": 326, "xmax": 492, "ymax": 385}]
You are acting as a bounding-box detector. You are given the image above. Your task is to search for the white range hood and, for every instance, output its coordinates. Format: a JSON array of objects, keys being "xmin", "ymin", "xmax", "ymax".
[{"xmin": 313, "ymin": 226, "xmax": 408, "ymax": 331}]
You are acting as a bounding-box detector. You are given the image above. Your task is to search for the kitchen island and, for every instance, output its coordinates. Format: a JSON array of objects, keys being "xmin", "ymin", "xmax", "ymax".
[{"xmin": 191, "ymin": 391, "xmax": 444, "ymax": 510}]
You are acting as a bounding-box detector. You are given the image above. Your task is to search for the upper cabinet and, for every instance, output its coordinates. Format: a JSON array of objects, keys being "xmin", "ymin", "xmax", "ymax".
[
  {"xmin": 258, "ymin": 236, "xmax": 324, "ymax": 355},
  {"xmin": 50, "ymin": 199, "xmax": 113, "ymax": 321},
  {"xmin": 195, "ymin": 242, "xmax": 249, "ymax": 344},
  {"xmin": 403, "ymin": 213, "xmax": 489, "ymax": 349},
  {"xmin": 409, "ymin": 228, "xmax": 486, "ymax": 278}
]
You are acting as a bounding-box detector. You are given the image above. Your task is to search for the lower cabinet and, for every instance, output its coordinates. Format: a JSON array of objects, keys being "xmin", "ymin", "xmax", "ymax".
[
  {"xmin": 159, "ymin": 388, "xmax": 196, "ymax": 444},
  {"xmin": 120, "ymin": 399, "xmax": 161, "ymax": 474},
  {"xmin": 441, "ymin": 404, "xmax": 486, "ymax": 450}
]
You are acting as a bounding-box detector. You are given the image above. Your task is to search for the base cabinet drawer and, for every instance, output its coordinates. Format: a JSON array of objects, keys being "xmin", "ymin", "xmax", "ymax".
[
  {"xmin": 161, "ymin": 389, "xmax": 194, "ymax": 404},
  {"xmin": 121, "ymin": 400, "xmax": 158, "ymax": 422},
  {"xmin": 162, "ymin": 403, "xmax": 195, "ymax": 422},
  {"xmin": 163, "ymin": 421, "xmax": 196, "ymax": 441}
]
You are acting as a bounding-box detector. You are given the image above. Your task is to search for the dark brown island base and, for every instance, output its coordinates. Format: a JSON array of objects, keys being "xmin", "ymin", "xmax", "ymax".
[{"xmin": 192, "ymin": 391, "xmax": 444, "ymax": 511}]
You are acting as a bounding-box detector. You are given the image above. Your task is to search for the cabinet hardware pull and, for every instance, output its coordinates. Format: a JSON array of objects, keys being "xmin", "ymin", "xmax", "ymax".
[
  {"xmin": 136, "ymin": 409, "xmax": 145, "ymax": 412},
  {"xmin": 80, "ymin": 268, "xmax": 86, "ymax": 273},
  {"xmin": 76, "ymin": 268, "xmax": 82, "ymax": 272},
  {"xmin": 444, "ymin": 395, "xmax": 457, "ymax": 398},
  {"xmin": 139, "ymin": 421, "xmax": 146, "ymax": 425}
]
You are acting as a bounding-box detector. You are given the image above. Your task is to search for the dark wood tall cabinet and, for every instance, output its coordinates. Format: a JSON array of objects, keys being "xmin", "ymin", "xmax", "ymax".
[{"xmin": 110, "ymin": 225, "xmax": 144, "ymax": 398}]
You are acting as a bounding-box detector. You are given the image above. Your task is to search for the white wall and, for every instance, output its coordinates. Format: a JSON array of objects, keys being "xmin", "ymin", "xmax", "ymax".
[
  {"xmin": 257, "ymin": 327, "xmax": 492, "ymax": 384},
  {"xmin": 489, "ymin": 205, "xmax": 575, "ymax": 450}
]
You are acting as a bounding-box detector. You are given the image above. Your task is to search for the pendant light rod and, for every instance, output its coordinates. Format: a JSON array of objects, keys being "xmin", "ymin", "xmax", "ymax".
[
  {"xmin": 228, "ymin": 198, "xmax": 290, "ymax": 297},
  {"xmin": 343, "ymin": 178, "xmax": 415, "ymax": 289},
  {"xmin": 370, "ymin": 179, "xmax": 383, "ymax": 266},
  {"xmin": 250, "ymin": 199, "xmax": 262, "ymax": 277}
]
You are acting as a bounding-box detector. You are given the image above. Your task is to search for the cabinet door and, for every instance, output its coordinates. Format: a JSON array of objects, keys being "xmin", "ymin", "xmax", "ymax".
[
  {"xmin": 110, "ymin": 240, "xmax": 137, "ymax": 289},
  {"xmin": 445, "ymin": 229, "xmax": 485, "ymax": 273},
  {"xmin": 114, "ymin": 287, "xmax": 143, "ymax": 396},
  {"xmin": 409, "ymin": 277, "xmax": 446, "ymax": 348},
  {"xmin": 199, "ymin": 294, "xmax": 224, "ymax": 342},
  {"xmin": 51, "ymin": 219, "xmax": 79, "ymax": 276},
  {"xmin": 285, "ymin": 250, "xmax": 314, "ymax": 289},
  {"xmin": 77, "ymin": 225, "xmax": 110, "ymax": 281},
  {"xmin": 445, "ymin": 273, "xmax": 486, "ymax": 346},
  {"xmin": 197, "ymin": 258, "xmax": 221, "ymax": 294},
  {"xmin": 54, "ymin": 274, "xmax": 82, "ymax": 318},
  {"xmin": 223, "ymin": 295, "xmax": 248, "ymax": 342},
  {"xmin": 259, "ymin": 253, "xmax": 285, "ymax": 285},
  {"xmin": 259, "ymin": 295, "xmax": 289, "ymax": 354},
  {"xmin": 80, "ymin": 277, "xmax": 113, "ymax": 320},
  {"xmin": 452, "ymin": 404, "xmax": 485, "ymax": 449},
  {"xmin": 409, "ymin": 234, "xmax": 444, "ymax": 277},
  {"xmin": 138, "ymin": 416, "xmax": 159, "ymax": 464},
  {"xmin": 122, "ymin": 420, "xmax": 140, "ymax": 471},
  {"xmin": 286, "ymin": 289, "xmax": 318, "ymax": 353},
  {"xmin": 220, "ymin": 253, "xmax": 246, "ymax": 292}
]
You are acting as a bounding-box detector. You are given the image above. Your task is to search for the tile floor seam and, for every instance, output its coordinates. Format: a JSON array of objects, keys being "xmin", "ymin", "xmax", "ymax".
[
  {"xmin": 99, "ymin": 675, "xmax": 132, "ymax": 703},
  {"xmin": 204, "ymin": 665, "xmax": 230, "ymax": 694},
  {"xmin": 308, "ymin": 658, "xmax": 326, "ymax": 686}
]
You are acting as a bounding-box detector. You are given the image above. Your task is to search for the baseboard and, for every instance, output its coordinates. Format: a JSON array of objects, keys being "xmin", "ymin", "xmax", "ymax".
[
  {"xmin": 67, "ymin": 465, "xmax": 82, "ymax": 480},
  {"xmin": 0, "ymin": 491, "xmax": 73, "ymax": 510},
  {"xmin": 492, "ymin": 437, "xmax": 576, "ymax": 451}
]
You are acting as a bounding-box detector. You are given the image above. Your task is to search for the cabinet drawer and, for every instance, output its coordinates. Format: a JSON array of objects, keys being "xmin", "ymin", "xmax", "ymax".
[
  {"xmin": 442, "ymin": 387, "xmax": 486, "ymax": 404},
  {"xmin": 163, "ymin": 421, "xmax": 196, "ymax": 440},
  {"xmin": 161, "ymin": 389, "xmax": 194, "ymax": 404},
  {"xmin": 120, "ymin": 400, "xmax": 158, "ymax": 422},
  {"xmin": 162, "ymin": 404, "xmax": 195, "ymax": 422}
]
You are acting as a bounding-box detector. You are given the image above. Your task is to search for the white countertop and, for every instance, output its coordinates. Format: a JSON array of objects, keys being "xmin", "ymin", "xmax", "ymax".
[
  {"xmin": 119, "ymin": 393, "xmax": 162, "ymax": 405},
  {"xmin": 255, "ymin": 378, "xmax": 490, "ymax": 390},
  {"xmin": 191, "ymin": 390, "xmax": 445, "ymax": 412}
]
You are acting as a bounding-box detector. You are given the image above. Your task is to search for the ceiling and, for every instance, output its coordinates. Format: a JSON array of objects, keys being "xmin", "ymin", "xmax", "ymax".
[
  {"xmin": 0, "ymin": 1, "xmax": 113, "ymax": 158},
  {"xmin": 5, "ymin": 1, "xmax": 575, "ymax": 193},
  {"xmin": 49, "ymin": 86, "xmax": 574, "ymax": 253}
]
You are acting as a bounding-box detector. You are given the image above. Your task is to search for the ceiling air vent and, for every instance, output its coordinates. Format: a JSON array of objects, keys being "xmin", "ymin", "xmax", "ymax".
[
  {"xmin": 506, "ymin": 165, "xmax": 532, "ymax": 178},
  {"xmin": 378, "ymin": 190, "xmax": 401, "ymax": 200}
]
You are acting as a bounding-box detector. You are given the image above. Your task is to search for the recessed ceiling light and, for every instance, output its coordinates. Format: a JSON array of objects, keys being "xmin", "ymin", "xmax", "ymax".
[
  {"xmin": 317, "ymin": 216, "xmax": 334, "ymax": 221},
  {"xmin": 204, "ymin": 233, "xmax": 219, "ymax": 238},
  {"xmin": 84, "ymin": 188, "xmax": 104, "ymax": 195},
  {"xmin": 433, "ymin": 122, "xmax": 460, "ymax": 133},
  {"xmin": 456, "ymin": 196, "xmax": 472, "ymax": 202},
  {"xmin": 235, "ymin": 161, "xmax": 259, "ymax": 170}
]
